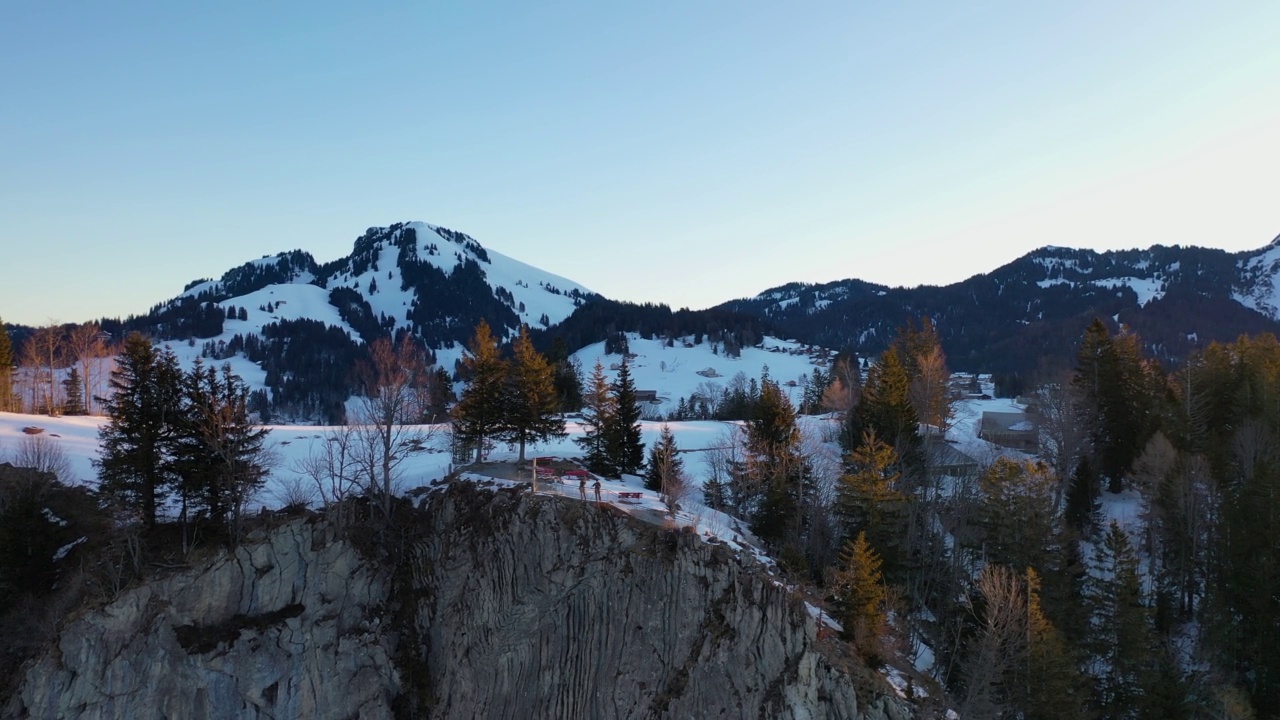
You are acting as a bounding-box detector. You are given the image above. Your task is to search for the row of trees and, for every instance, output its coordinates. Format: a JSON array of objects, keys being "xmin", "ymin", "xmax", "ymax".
[
  {"xmin": 575, "ymin": 358, "xmax": 645, "ymax": 478},
  {"xmin": 452, "ymin": 321, "xmax": 572, "ymax": 463},
  {"xmin": 95, "ymin": 333, "xmax": 271, "ymax": 544},
  {"xmin": 0, "ymin": 320, "xmax": 115, "ymax": 416}
]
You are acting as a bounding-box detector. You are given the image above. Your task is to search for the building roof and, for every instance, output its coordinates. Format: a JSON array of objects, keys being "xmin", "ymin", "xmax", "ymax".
[{"xmin": 980, "ymin": 411, "xmax": 1034, "ymax": 436}]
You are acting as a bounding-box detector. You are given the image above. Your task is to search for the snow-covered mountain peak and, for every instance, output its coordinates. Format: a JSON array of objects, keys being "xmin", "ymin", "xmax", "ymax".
[{"xmin": 1234, "ymin": 233, "xmax": 1280, "ymax": 320}]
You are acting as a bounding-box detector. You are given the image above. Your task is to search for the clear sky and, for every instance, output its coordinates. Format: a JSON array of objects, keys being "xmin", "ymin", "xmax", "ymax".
[{"xmin": 3, "ymin": 1, "xmax": 1279, "ymax": 326}]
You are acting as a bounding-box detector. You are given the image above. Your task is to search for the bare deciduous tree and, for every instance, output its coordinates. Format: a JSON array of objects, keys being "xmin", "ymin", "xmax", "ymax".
[
  {"xmin": 293, "ymin": 426, "xmax": 362, "ymax": 532},
  {"xmin": 909, "ymin": 343, "xmax": 954, "ymax": 439},
  {"xmin": 822, "ymin": 356, "xmax": 861, "ymax": 414},
  {"xmin": 351, "ymin": 337, "xmax": 438, "ymax": 521},
  {"xmin": 1031, "ymin": 380, "xmax": 1089, "ymax": 508},
  {"xmin": 66, "ymin": 323, "xmax": 109, "ymax": 415},
  {"xmin": 11, "ymin": 434, "xmax": 74, "ymax": 483},
  {"xmin": 961, "ymin": 565, "xmax": 1028, "ymax": 719},
  {"xmin": 25, "ymin": 324, "xmax": 65, "ymax": 416}
]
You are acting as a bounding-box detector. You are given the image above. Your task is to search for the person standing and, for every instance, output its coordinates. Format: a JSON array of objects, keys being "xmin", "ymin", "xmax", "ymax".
[
  {"xmin": 593, "ymin": 479, "xmax": 602, "ymax": 504},
  {"xmin": 579, "ymin": 475, "xmax": 587, "ymax": 501}
]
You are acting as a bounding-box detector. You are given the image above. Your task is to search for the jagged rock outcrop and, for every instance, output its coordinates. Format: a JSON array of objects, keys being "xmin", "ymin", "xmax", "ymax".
[
  {"xmin": 11, "ymin": 484, "xmax": 912, "ymax": 719},
  {"xmin": 13, "ymin": 518, "xmax": 398, "ymax": 720},
  {"xmin": 400, "ymin": 483, "xmax": 910, "ymax": 720}
]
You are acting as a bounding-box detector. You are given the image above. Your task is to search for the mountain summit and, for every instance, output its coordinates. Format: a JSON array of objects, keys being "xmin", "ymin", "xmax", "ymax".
[{"xmin": 174, "ymin": 221, "xmax": 595, "ymax": 347}]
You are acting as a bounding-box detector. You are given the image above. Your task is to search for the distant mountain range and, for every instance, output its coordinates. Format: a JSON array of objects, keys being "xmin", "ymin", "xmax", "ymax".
[
  {"xmin": 12, "ymin": 222, "xmax": 1279, "ymax": 414},
  {"xmin": 719, "ymin": 236, "xmax": 1280, "ymax": 375}
]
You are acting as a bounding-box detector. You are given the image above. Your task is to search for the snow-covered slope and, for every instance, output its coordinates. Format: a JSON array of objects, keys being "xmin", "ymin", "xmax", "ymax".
[
  {"xmin": 1234, "ymin": 234, "xmax": 1280, "ymax": 320},
  {"xmin": 721, "ymin": 233, "xmax": 1280, "ymax": 373},
  {"xmin": 571, "ymin": 333, "xmax": 833, "ymax": 416},
  {"xmin": 134, "ymin": 221, "xmax": 600, "ymax": 415},
  {"xmin": 173, "ymin": 221, "xmax": 595, "ymax": 344},
  {"xmin": 316, "ymin": 222, "xmax": 594, "ymax": 338}
]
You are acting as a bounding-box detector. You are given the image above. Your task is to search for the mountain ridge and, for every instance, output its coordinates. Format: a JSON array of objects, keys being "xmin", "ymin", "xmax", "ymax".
[{"xmin": 717, "ymin": 233, "xmax": 1280, "ymax": 375}]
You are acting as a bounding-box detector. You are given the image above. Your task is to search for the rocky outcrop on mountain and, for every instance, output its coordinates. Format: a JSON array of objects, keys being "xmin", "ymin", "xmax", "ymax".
[
  {"xmin": 10, "ymin": 484, "xmax": 912, "ymax": 719},
  {"xmin": 400, "ymin": 482, "xmax": 910, "ymax": 720},
  {"xmin": 13, "ymin": 518, "xmax": 399, "ymax": 719}
]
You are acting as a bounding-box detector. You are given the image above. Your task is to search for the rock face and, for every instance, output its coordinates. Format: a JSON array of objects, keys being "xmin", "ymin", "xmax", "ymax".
[
  {"xmin": 11, "ymin": 484, "xmax": 911, "ymax": 720},
  {"xmin": 399, "ymin": 483, "xmax": 908, "ymax": 720},
  {"xmin": 14, "ymin": 518, "xmax": 398, "ymax": 720}
]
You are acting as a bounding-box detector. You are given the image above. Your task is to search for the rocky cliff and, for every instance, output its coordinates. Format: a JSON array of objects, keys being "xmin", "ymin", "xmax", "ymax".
[
  {"xmin": 13, "ymin": 516, "xmax": 399, "ymax": 719},
  {"xmin": 11, "ymin": 483, "xmax": 912, "ymax": 719}
]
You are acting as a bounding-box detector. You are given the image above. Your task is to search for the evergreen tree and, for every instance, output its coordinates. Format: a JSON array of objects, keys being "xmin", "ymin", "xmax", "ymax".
[
  {"xmin": 1023, "ymin": 568, "xmax": 1089, "ymax": 720},
  {"xmin": 976, "ymin": 458, "xmax": 1059, "ymax": 574},
  {"xmin": 603, "ymin": 359, "xmax": 644, "ymax": 476},
  {"xmin": 546, "ymin": 336, "xmax": 583, "ymax": 412},
  {"xmin": 701, "ymin": 474, "xmax": 728, "ymax": 511},
  {"xmin": 174, "ymin": 361, "xmax": 270, "ymax": 539},
  {"xmin": 95, "ymin": 333, "xmax": 184, "ymax": 528},
  {"xmin": 575, "ymin": 360, "xmax": 616, "ymax": 476},
  {"xmin": 0, "ymin": 318, "xmax": 13, "ymax": 412},
  {"xmin": 643, "ymin": 424, "xmax": 683, "ymax": 493},
  {"xmin": 895, "ymin": 318, "xmax": 955, "ymax": 437},
  {"xmin": 800, "ymin": 367, "xmax": 829, "ymax": 415},
  {"xmin": 1087, "ymin": 521, "xmax": 1157, "ymax": 718},
  {"xmin": 843, "ymin": 346, "xmax": 922, "ymax": 470},
  {"xmin": 734, "ymin": 378, "xmax": 808, "ymax": 549},
  {"xmin": 61, "ymin": 367, "xmax": 86, "ymax": 415},
  {"xmin": 827, "ymin": 531, "xmax": 887, "ymax": 658},
  {"xmin": 500, "ymin": 326, "xmax": 566, "ymax": 462},
  {"xmin": 1073, "ymin": 319, "xmax": 1158, "ymax": 492},
  {"xmin": 1065, "ymin": 455, "xmax": 1100, "ymax": 530},
  {"xmin": 452, "ymin": 320, "xmax": 508, "ymax": 463},
  {"xmin": 424, "ymin": 367, "xmax": 455, "ymax": 423},
  {"xmin": 837, "ymin": 429, "xmax": 907, "ymax": 573}
]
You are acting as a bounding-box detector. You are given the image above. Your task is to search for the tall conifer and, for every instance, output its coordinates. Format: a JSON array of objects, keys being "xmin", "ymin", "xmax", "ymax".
[
  {"xmin": 575, "ymin": 360, "xmax": 616, "ymax": 475},
  {"xmin": 643, "ymin": 424, "xmax": 683, "ymax": 493},
  {"xmin": 452, "ymin": 320, "xmax": 508, "ymax": 463},
  {"xmin": 501, "ymin": 326, "xmax": 566, "ymax": 462},
  {"xmin": 603, "ymin": 359, "xmax": 644, "ymax": 476},
  {"xmin": 95, "ymin": 333, "xmax": 183, "ymax": 528},
  {"xmin": 0, "ymin": 318, "xmax": 13, "ymax": 412}
]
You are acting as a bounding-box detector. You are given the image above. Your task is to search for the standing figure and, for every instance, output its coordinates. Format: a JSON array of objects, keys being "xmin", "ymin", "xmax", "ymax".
[
  {"xmin": 579, "ymin": 476, "xmax": 587, "ymax": 501},
  {"xmin": 593, "ymin": 479, "xmax": 602, "ymax": 504}
]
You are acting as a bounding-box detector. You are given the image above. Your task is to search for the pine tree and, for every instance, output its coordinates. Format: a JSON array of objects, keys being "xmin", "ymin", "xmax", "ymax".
[
  {"xmin": 843, "ymin": 346, "xmax": 922, "ymax": 469},
  {"xmin": 1023, "ymin": 568, "xmax": 1089, "ymax": 720},
  {"xmin": 1073, "ymin": 319, "xmax": 1157, "ymax": 492},
  {"xmin": 828, "ymin": 531, "xmax": 887, "ymax": 657},
  {"xmin": 735, "ymin": 378, "xmax": 808, "ymax": 549},
  {"xmin": 61, "ymin": 367, "xmax": 86, "ymax": 415},
  {"xmin": 546, "ymin": 337, "xmax": 583, "ymax": 412},
  {"xmin": 895, "ymin": 318, "xmax": 955, "ymax": 437},
  {"xmin": 1087, "ymin": 521, "xmax": 1156, "ymax": 718},
  {"xmin": 500, "ymin": 326, "xmax": 566, "ymax": 462},
  {"xmin": 643, "ymin": 424, "xmax": 683, "ymax": 493},
  {"xmin": 702, "ymin": 474, "xmax": 728, "ymax": 511},
  {"xmin": 452, "ymin": 320, "xmax": 508, "ymax": 463},
  {"xmin": 603, "ymin": 359, "xmax": 644, "ymax": 476},
  {"xmin": 95, "ymin": 333, "xmax": 184, "ymax": 528},
  {"xmin": 837, "ymin": 429, "xmax": 907, "ymax": 572},
  {"xmin": 1065, "ymin": 455, "xmax": 1100, "ymax": 530},
  {"xmin": 0, "ymin": 318, "xmax": 13, "ymax": 412},
  {"xmin": 174, "ymin": 361, "xmax": 270, "ymax": 539},
  {"xmin": 976, "ymin": 458, "xmax": 1059, "ymax": 574},
  {"xmin": 575, "ymin": 360, "xmax": 616, "ymax": 476}
]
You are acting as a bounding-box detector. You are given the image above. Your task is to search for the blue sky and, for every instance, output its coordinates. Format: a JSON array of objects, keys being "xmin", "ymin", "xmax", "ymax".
[{"xmin": 3, "ymin": 1, "xmax": 1279, "ymax": 326}]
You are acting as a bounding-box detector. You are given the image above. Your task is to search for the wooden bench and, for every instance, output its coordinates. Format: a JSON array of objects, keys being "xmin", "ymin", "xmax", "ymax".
[{"xmin": 616, "ymin": 492, "xmax": 643, "ymax": 500}]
